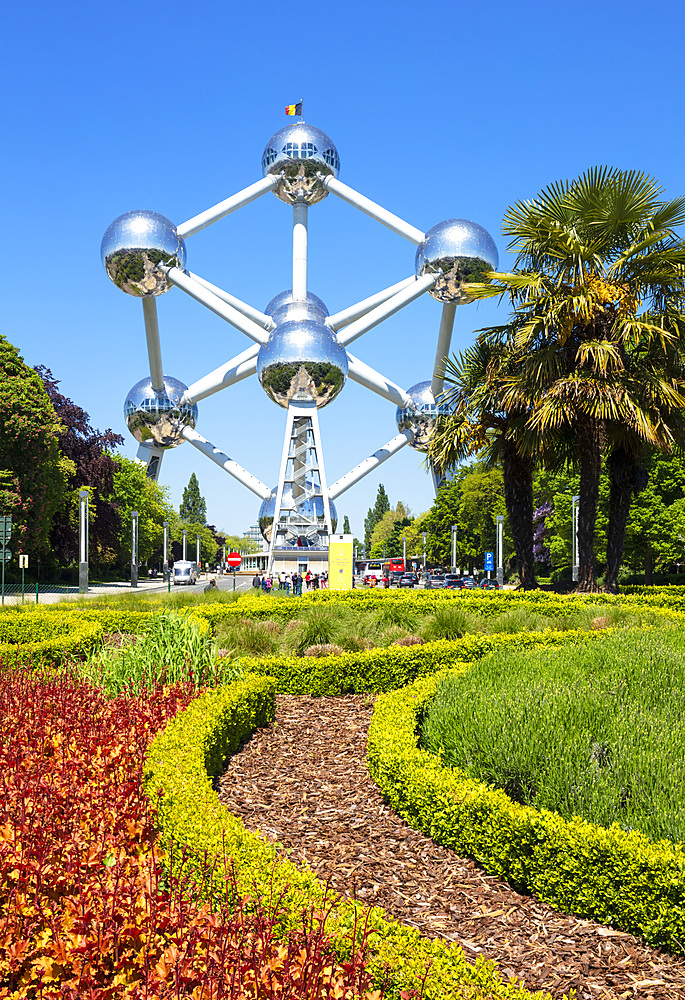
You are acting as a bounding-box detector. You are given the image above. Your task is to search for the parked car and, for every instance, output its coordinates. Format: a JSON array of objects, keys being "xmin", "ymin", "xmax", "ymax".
[
  {"xmin": 398, "ymin": 573, "xmax": 418, "ymax": 587},
  {"xmin": 427, "ymin": 575, "xmax": 446, "ymax": 589},
  {"xmin": 480, "ymin": 578, "xmax": 500, "ymax": 589},
  {"xmin": 446, "ymin": 576, "xmax": 478, "ymax": 590}
]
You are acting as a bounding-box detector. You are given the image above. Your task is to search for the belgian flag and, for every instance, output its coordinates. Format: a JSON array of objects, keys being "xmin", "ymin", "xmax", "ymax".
[{"xmin": 285, "ymin": 102, "xmax": 303, "ymax": 117}]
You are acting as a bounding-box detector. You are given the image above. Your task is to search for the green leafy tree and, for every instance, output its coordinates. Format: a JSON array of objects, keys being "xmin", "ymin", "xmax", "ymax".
[
  {"xmin": 0, "ymin": 336, "xmax": 68, "ymax": 554},
  {"xmin": 364, "ymin": 484, "xmax": 390, "ymax": 551},
  {"xmin": 107, "ymin": 455, "xmax": 175, "ymax": 567},
  {"xmin": 179, "ymin": 473, "xmax": 207, "ymax": 525},
  {"xmin": 169, "ymin": 521, "xmax": 218, "ymax": 566},
  {"xmin": 423, "ymin": 465, "xmax": 511, "ymax": 573}
]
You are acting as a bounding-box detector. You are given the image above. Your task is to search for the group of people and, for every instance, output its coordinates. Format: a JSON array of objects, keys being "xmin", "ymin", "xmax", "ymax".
[{"xmin": 251, "ymin": 569, "xmax": 328, "ymax": 596}]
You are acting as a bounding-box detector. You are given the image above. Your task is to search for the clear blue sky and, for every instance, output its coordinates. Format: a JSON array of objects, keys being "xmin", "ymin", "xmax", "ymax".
[{"xmin": 3, "ymin": 0, "xmax": 684, "ymax": 540}]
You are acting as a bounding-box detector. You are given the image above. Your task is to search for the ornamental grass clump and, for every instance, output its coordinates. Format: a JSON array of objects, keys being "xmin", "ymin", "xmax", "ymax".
[
  {"xmin": 82, "ymin": 609, "xmax": 234, "ymax": 696},
  {"xmin": 421, "ymin": 630, "xmax": 685, "ymax": 844}
]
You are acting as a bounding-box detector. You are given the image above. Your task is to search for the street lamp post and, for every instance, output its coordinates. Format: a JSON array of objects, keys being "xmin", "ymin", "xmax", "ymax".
[
  {"xmin": 402, "ymin": 535, "xmax": 406, "ymax": 568},
  {"xmin": 496, "ymin": 514, "xmax": 504, "ymax": 586},
  {"xmin": 78, "ymin": 490, "xmax": 89, "ymax": 594},
  {"xmin": 572, "ymin": 495, "xmax": 580, "ymax": 582},
  {"xmin": 422, "ymin": 531, "xmax": 427, "ymax": 573},
  {"xmin": 163, "ymin": 520, "xmax": 168, "ymax": 583},
  {"xmin": 131, "ymin": 511, "xmax": 139, "ymax": 588},
  {"xmin": 182, "ymin": 528, "xmax": 187, "ymax": 561},
  {"xmin": 196, "ymin": 534, "xmax": 201, "ymax": 570},
  {"xmin": 451, "ymin": 524, "xmax": 457, "ymax": 574}
]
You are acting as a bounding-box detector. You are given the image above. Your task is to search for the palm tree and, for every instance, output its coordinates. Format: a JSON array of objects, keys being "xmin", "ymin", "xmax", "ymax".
[
  {"xmin": 429, "ymin": 337, "xmax": 540, "ymax": 589},
  {"xmin": 470, "ymin": 168, "xmax": 685, "ymax": 591}
]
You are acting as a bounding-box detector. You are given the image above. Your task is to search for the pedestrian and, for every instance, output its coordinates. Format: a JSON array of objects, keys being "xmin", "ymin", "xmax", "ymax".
[
  {"xmin": 313, "ymin": 573, "xmax": 320, "ymax": 589},
  {"xmin": 321, "ymin": 572, "xmax": 327, "ymax": 589},
  {"xmin": 265, "ymin": 575, "xmax": 272, "ymax": 593},
  {"xmin": 261, "ymin": 576, "xmax": 268, "ymax": 592},
  {"xmin": 252, "ymin": 573, "xmax": 261, "ymax": 594},
  {"xmin": 305, "ymin": 571, "xmax": 312, "ymax": 590},
  {"xmin": 285, "ymin": 573, "xmax": 291, "ymax": 596}
]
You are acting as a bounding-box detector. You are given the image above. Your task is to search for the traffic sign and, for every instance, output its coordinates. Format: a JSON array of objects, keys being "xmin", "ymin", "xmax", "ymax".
[
  {"xmin": 226, "ymin": 551, "xmax": 242, "ymax": 568},
  {"xmin": 0, "ymin": 550, "xmax": 11, "ymax": 562},
  {"xmin": 0, "ymin": 516, "xmax": 12, "ymax": 543},
  {"xmin": 484, "ymin": 551, "xmax": 494, "ymax": 571}
]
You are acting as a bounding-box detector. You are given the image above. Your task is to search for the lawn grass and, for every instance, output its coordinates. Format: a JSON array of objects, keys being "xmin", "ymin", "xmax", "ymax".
[{"xmin": 420, "ymin": 629, "xmax": 685, "ymax": 844}]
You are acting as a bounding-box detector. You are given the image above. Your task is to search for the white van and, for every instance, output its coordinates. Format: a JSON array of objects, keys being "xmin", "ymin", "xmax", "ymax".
[{"xmin": 172, "ymin": 560, "xmax": 198, "ymax": 586}]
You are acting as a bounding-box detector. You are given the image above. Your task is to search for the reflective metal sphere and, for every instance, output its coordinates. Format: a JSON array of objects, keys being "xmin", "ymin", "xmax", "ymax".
[
  {"xmin": 101, "ymin": 211, "xmax": 186, "ymax": 297},
  {"xmin": 265, "ymin": 289, "xmax": 329, "ymax": 326},
  {"xmin": 257, "ymin": 320, "xmax": 347, "ymax": 408},
  {"xmin": 396, "ymin": 381, "xmax": 453, "ymax": 452},
  {"xmin": 258, "ymin": 486, "xmax": 338, "ymax": 543},
  {"xmin": 124, "ymin": 376, "xmax": 197, "ymax": 448},
  {"xmin": 261, "ymin": 123, "xmax": 340, "ymax": 205},
  {"xmin": 415, "ymin": 219, "xmax": 498, "ymax": 304}
]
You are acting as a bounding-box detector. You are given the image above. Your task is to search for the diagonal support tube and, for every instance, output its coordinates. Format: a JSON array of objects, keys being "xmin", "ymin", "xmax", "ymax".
[
  {"xmin": 185, "ymin": 272, "xmax": 275, "ymax": 331},
  {"xmin": 326, "ymin": 276, "xmax": 417, "ymax": 331},
  {"xmin": 431, "ymin": 302, "xmax": 457, "ymax": 398},
  {"xmin": 328, "ymin": 430, "xmax": 414, "ymax": 500},
  {"xmin": 164, "ymin": 267, "xmax": 269, "ymax": 344},
  {"xmin": 323, "ymin": 176, "xmax": 425, "ymax": 244},
  {"xmin": 176, "ymin": 175, "xmax": 278, "ymax": 238},
  {"xmin": 183, "ymin": 344, "xmax": 259, "ymax": 404},
  {"xmin": 142, "ymin": 297, "xmax": 164, "ymax": 391},
  {"xmin": 346, "ymin": 353, "xmax": 412, "ymax": 408},
  {"xmin": 181, "ymin": 426, "xmax": 271, "ymax": 499},
  {"xmin": 337, "ymin": 273, "xmax": 436, "ymax": 347}
]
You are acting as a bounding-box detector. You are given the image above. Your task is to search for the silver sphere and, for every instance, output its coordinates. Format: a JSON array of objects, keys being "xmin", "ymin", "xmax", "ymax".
[
  {"xmin": 415, "ymin": 219, "xmax": 498, "ymax": 304},
  {"xmin": 265, "ymin": 289, "xmax": 329, "ymax": 326},
  {"xmin": 261, "ymin": 122, "xmax": 340, "ymax": 205},
  {"xmin": 257, "ymin": 320, "xmax": 347, "ymax": 409},
  {"xmin": 396, "ymin": 381, "xmax": 452, "ymax": 452},
  {"xmin": 124, "ymin": 376, "xmax": 197, "ymax": 449},
  {"xmin": 101, "ymin": 210, "xmax": 186, "ymax": 297},
  {"xmin": 258, "ymin": 486, "xmax": 338, "ymax": 544}
]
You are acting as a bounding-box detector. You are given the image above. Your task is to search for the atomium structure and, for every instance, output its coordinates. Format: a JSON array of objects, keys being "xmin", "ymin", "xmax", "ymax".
[{"xmin": 101, "ymin": 119, "xmax": 498, "ymax": 572}]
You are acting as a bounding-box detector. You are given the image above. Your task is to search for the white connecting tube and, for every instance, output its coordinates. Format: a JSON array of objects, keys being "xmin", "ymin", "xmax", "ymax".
[
  {"xmin": 181, "ymin": 426, "xmax": 271, "ymax": 499},
  {"xmin": 292, "ymin": 202, "xmax": 308, "ymax": 301},
  {"xmin": 176, "ymin": 175, "xmax": 278, "ymax": 239}
]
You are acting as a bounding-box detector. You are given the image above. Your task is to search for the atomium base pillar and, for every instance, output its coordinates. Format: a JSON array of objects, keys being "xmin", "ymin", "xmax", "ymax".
[{"xmin": 267, "ymin": 400, "xmax": 332, "ymax": 575}]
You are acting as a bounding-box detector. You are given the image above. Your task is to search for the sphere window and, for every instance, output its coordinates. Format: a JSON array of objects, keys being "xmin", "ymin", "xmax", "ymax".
[
  {"xmin": 322, "ymin": 148, "xmax": 340, "ymax": 171},
  {"xmin": 261, "ymin": 147, "xmax": 278, "ymax": 169}
]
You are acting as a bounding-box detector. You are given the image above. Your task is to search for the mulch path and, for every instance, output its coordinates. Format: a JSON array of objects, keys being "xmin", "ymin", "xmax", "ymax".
[{"xmin": 217, "ymin": 695, "xmax": 685, "ymax": 1000}]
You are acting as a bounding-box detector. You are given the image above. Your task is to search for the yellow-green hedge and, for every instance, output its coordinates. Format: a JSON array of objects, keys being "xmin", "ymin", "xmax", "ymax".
[
  {"xmin": 143, "ymin": 673, "xmax": 553, "ymax": 1000},
  {"xmin": 367, "ymin": 669, "xmax": 685, "ymax": 954}
]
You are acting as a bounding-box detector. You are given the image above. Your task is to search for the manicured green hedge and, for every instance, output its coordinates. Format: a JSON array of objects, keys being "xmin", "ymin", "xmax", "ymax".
[
  {"xmin": 367, "ymin": 669, "xmax": 685, "ymax": 954},
  {"xmin": 143, "ymin": 673, "xmax": 552, "ymax": 1000}
]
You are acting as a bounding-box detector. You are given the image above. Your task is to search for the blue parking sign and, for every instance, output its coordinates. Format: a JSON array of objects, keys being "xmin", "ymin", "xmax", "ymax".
[{"xmin": 484, "ymin": 551, "xmax": 494, "ymax": 571}]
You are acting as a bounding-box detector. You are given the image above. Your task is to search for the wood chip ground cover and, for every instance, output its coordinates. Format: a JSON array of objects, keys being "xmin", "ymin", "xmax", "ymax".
[{"xmin": 218, "ymin": 694, "xmax": 685, "ymax": 1000}]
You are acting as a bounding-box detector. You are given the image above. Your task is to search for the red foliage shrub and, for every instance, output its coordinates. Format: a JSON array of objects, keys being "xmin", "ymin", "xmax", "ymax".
[{"xmin": 0, "ymin": 666, "xmax": 381, "ymax": 999}]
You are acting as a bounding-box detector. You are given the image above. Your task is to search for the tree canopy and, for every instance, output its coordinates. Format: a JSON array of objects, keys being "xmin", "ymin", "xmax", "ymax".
[
  {"xmin": 179, "ymin": 473, "xmax": 207, "ymax": 525},
  {"xmin": 0, "ymin": 337, "xmax": 67, "ymax": 554}
]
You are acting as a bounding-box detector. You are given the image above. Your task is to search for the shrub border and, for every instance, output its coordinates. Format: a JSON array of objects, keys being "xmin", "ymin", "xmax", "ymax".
[
  {"xmin": 143, "ymin": 674, "xmax": 554, "ymax": 1000},
  {"xmin": 367, "ymin": 668, "xmax": 685, "ymax": 954}
]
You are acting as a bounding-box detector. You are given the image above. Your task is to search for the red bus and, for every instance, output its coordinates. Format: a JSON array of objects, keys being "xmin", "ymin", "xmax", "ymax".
[{"xmin": 383, "ymin": 558, "xmax": 405, "ymax": 576}]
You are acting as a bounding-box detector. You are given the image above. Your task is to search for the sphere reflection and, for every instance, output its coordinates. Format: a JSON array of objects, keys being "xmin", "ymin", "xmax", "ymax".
[
  {"xmin": 258, "ymin": 486, "xmax": 338, "ymax": 544},
  {"xmin": 415, "ymin": 219, "xmax": 498, "ymax": 304},
  {"xmin": 257, "ymin": 320, "xmax": 347, "ymax": 408},
  {"xmin": 261, "ymin": 122, "xmax": 340, "ymax": 205},
  {"xmin": 396, "ymin": 380, "xmax": 453, "ymax": 452},
  {"xmin": 124, "ymin": 376, "xmax": 197, "ymax": 448},
  {"xmin": 102, "ymin": 210, "xmax": 186, "ymax": 297}
]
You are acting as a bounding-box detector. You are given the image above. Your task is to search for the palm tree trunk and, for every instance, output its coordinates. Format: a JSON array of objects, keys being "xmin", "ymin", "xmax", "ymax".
[
  {"xmin": 603, "ymin": 446, "xmax": 649, "ymax": 594},
  {"xmin": 501, "ymin": 439, "xmax": 537, "ymax": 590},
  {"xmin": 575, "ymin": 415, "xmax": 603, "ymax": 593}
]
